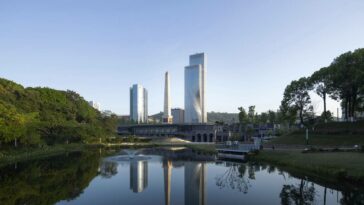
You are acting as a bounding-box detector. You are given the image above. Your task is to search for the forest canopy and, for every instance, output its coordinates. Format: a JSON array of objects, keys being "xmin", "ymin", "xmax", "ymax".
[{"xmin": 0, "ymin": 78, "xmax": 118, "ymax": 147}]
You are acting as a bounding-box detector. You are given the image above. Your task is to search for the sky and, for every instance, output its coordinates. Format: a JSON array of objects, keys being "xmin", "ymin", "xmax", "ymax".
[{"xmin": 1, "ymin": 0, "xmax": 364, "ymax": 116}]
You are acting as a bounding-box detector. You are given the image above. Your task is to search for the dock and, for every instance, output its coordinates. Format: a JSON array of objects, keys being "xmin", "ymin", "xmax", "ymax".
[{"xmin": 216, "ymin": 141, "xmax": 261, "ymax": 161}]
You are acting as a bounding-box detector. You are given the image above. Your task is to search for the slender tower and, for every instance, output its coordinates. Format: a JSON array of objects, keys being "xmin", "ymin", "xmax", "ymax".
[{"xmin": 163, "ymin": 72, "xmax": 173, "ymax": 124}]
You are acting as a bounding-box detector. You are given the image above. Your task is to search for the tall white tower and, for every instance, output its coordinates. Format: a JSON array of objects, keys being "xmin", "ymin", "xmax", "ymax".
[
  {"xmin": 163, "ymin": 72, "xmax": 173, "ymax": 124},
  {"xmin": 184, "ymin": 53, "xmax": 207, "ymax": 123}
]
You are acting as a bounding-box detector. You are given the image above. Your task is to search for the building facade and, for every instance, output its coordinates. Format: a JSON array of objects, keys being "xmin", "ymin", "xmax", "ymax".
[
  {"xmin": 130, "ymin": 84, "xmax": 148, "ymax": 123},
  {"xmin": 118, "ymin": 123, "xmax": 231, "ymax": 143},
  {"xmin": 171, "ymin": 108, "xmax": 185, "ymax": 124},
  {"xmin": 184, "ymin": 53, "xmax": 206, "ymax": 123}
]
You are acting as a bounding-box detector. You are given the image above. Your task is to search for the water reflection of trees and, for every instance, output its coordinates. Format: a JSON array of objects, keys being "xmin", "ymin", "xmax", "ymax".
[
  {"xmin": 215, "ymin": 162, "xmax": 251, "ymax": 193},
  {"xmin": 100, "ymin": 160, "xmax": 118, "ymax": 178},
  {"xmin": 340, "ymin": 190, "xmax": 364, "ymax": 205},
  {"xmin": 280, "ymin": 179, "xmax": 316, "ymax": 205},
  {"xmin": 0, "ymin": 151, "xmax": 100, "ymax": 205}
]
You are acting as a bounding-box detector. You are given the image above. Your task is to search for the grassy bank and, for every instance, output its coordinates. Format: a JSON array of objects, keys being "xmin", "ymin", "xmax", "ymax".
[
  {"xmin": 253, "ymin": 150, "xmax": 364, "ymax": 184},
  {"xmin": 186, "ymin": 144, "xmax": 217, "ymax": 154},
  {"xmin": 0, "ymin": 142, "xmax": 217, "ymax": 166},
  {"xmin": 268, "ymin": 133, "xmax": 364, "ymax": 146},
  {"xmin": 0, "ymin": 144, "xmax": 86, "ymax": 166}
]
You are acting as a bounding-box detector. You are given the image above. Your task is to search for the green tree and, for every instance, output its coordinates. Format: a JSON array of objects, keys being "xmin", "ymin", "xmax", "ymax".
[
  {"xmin": 0, "ymin": 77, "xmax": 119, "ymax": 147},
  {"xmin": 238, "ymin": 107, "xmax": 248, "ymax": 124},
  {"xmin": 320, "ymin": 111, "xmax": 333, "ymax": 122},
  {"xmin": 258, "ymin": 112, "xmax": 269, "ymax": 124},
  {"xmin": 329, "ymin": 48, "xmax": 364, "ymax": 121},
  {"xmin": 248, "ymin": 105, "xmax": 256, "ymax": 124},
  {"xmin": 281, "ymin": 77, "xmax": 313, "ymax": 126},
  {"xmin": 310, "ymin": 67, "xmax": 337, "ymax": 123},
  {"xmin": 268, "ymin": 110, "xmax": 277, "ymax": 124}
]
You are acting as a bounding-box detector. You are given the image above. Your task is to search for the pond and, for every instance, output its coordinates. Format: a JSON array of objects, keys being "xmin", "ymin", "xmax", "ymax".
[{"xmin": 0, "ymin": 147, "xmax": 363, "ymax": 205}]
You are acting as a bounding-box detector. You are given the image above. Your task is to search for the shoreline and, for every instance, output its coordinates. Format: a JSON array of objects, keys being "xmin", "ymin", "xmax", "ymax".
[
  {"xmin": 0, "ymin": 143, "xmax": 217, "ymax": 167},
  {"xmin": 251, "ymin": 150, "xmax": 364, "ymax": 186}
]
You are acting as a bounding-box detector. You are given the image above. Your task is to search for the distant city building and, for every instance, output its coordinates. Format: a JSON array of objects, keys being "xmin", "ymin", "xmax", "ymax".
[
  {"xmin": 119, "ymin": 115, "xmax": 130, "ymax": 122},
  {"xmin": 184, "ymin": 53, "xmax": 207, "ymax": 123},
  {"xmin": 130, "ymin": 84, "xmax": 148, "ymax": 123},
  {"xmin": 148, "ymin": 116, "xmax": 161, "ymax": 124},
  {"xmin": 172, "ymin": 108, "xmax": 185, "ymax": 124},
  {"xmin": 88, "ymin": 101, "xmax": 101, "ymax": 111},
  {"xmin": 130, "ymin": 159, "xmax": 148, "ymax": 193},
  {"xmin": 163, "ymin": 72, "xmax": 173, "ymax": 124},
  {"xmin": 101, "ymin": 110, "xmax": 114, "ymax": 117}
]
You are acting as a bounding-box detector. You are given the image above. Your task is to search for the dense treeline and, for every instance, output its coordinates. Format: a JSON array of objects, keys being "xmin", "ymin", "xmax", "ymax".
[
  {"xmin": 0, "ymin": 78, "xmax": 118, "ymax": 147},
  {"xmin": 237, "ymin": 105, "xmax": 281, "ymax": 125},
  {"xmin": 208, "ymin": 112, "xmax": 239, "ymax": 124},
  {"xmin": 281, "ymin": 48, "xmax": 364, "ymax": 126}
]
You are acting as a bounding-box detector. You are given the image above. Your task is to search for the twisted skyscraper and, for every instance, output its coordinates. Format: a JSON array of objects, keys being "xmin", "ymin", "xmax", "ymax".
[{"xmin": 184, "ymin": 53, "xmax": 207, "ymax": 123}]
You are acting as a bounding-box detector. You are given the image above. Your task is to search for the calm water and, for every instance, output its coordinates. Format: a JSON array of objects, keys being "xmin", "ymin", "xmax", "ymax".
[{"xmin": 1, "ymin": 148, "xmax": 363, "ymax": 205}]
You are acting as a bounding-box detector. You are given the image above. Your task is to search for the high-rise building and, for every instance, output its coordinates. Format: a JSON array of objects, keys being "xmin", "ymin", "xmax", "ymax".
[
  {"xmin": 163, "ymin": 72, "xmax": 173, "ymax": 124},
  {"xmin": 130, "ymin": 84, "xmax": 148, "ymax": 123},
  {"xmin": 171, "ymin": 108, "xmax": 185, "ymax": 124},
  {"xmin": 184, "ymin": 53, "xmax": 207, "ymax": 123},
  {"xmin": 88, "ymin": 101, "xmax": 101, "ymax": 111}
]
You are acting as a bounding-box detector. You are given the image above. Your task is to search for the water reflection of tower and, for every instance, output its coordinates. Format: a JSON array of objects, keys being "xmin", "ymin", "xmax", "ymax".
[
  {"xmin": 163, "ymin": 160, "xmax": 172, "ymax": 205},
  {"xmin": 185, "ymin": 162, "xmax": 206, "ymax": 205},
  {"xmin": 130, "ymin": 159, "xmax": 148, "ymax": 193}
]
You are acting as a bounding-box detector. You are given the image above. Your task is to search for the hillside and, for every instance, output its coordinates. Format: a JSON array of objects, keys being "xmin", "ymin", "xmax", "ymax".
[{"xmin": 0, "ymin": 78, "xmax": 118, "ymax": 147}]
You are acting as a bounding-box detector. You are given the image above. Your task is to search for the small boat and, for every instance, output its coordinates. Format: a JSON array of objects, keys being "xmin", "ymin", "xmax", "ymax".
[{"xmin": 216, "ymin": 149, "xmax": 247, "ymax": 161}]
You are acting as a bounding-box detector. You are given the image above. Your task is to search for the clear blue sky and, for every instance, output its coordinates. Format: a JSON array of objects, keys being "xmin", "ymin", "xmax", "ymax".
[{"xmin": 1, "ymin": 0, "xmax": 364, "ymax": 116}]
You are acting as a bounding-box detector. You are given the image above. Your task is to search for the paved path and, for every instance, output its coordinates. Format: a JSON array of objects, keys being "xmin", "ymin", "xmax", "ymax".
[{"xmin": 263, "ymin": 144, "xmax": 358, "ymax": 151}]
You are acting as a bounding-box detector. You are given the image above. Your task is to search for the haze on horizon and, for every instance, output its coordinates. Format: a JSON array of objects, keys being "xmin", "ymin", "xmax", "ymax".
[{"xmin": 1, "ymin": 0, "xmax": 364, "ymax": 116}]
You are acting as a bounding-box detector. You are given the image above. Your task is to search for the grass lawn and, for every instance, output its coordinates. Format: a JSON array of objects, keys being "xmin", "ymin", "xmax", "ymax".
[
  {"xmin": 254, "ymin": 150, "xmax": 364, "ymax": 184},
  {"xmin": 185, "ymin": 144, "xmax": 217, "ymax": 154},
  {"xmin": 269, "ymin": 133, "xmax": 364, "ymax": 146}
]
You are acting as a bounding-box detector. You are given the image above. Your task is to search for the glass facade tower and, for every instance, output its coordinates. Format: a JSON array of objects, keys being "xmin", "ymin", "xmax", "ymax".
[
  {"xmin": 130, "ymin": 84, "xmax": 148, "ymax": 123},
  {"xmin": 184, "ymin": 53, "xmax": 206, "ymax": 123}
]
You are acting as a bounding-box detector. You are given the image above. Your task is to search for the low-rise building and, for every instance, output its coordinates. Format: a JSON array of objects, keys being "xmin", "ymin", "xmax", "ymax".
[
  {"xmin": 118, "ymin": 123, "xmax": 230, "ymax": 142},
  {"xmin": 171, "ymin": 108, "xmax": 185, "ymax": 124}
]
